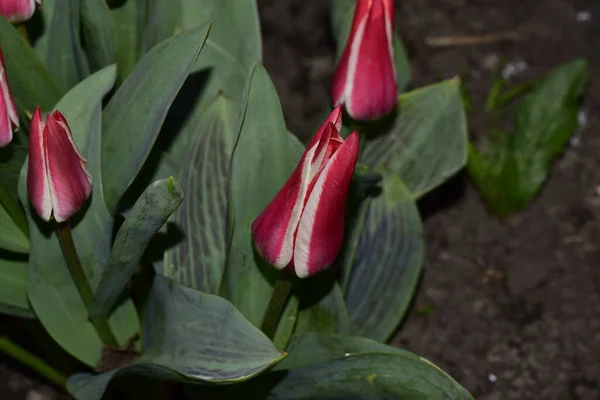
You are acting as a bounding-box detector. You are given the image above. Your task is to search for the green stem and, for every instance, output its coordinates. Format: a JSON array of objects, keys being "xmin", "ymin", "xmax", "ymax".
[
  {"xmin": 0, "ymin": 179, "xmax": 29, "ymax": 237},
  {"xmin": 15, "ymin": 23, "xmax": 30, "ymax": 45},
  {"xmin": 260, "ymin": 274, "xmax": 294, "ymax": 340},
  {"xmin": 0, "ymin": 336, "xmax": 67, "ymax": 390},
  {"xmin": 55, "ymin": 222, "xmax": 119, "ymax": 347}
]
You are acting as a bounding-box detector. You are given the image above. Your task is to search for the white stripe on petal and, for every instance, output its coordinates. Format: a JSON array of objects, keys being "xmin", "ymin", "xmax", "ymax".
[
  {"xmin": 274, "ymin": 142, "xmax": 320, "ymax": 266},
  {"xmin": 342, "ymin": 14, "xmax": 369, "ymax": 118}
]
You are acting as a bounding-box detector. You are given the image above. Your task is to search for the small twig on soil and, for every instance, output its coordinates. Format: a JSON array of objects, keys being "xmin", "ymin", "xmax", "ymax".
[{"xmin": 425, "ymin": 32, "xmax": 522, "ymax": 48}]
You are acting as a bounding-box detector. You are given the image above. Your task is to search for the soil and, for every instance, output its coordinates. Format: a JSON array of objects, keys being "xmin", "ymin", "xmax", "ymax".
[{"xmin": 3, "ymin": 0, "xmax": 600, "ymax": 399}]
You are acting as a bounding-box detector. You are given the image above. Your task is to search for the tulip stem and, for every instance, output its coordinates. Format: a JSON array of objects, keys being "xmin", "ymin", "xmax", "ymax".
[
  {"xmin": 55, "ymin": 222, "xmax": 119, "ymax": 347},
  {"xmin": 261, "ymin": 274, "xmax": 294, "ymax": 340},
  {"xmin": 0, "ymin": 336, "xmax": 68, "ymax": 390},
  {"xmin": 0, "ymin": 179, "xmax": 29, "ymax": 237}
]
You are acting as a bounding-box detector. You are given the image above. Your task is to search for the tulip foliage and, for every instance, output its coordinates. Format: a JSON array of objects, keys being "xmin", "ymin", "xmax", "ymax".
[{"xmin": 0, "ymin": 0, "xmax": 471, "ymax": 399}]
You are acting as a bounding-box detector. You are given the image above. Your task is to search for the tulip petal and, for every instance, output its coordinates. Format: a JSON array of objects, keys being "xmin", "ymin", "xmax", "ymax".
[
  {"xmin": 252, "ymin": 150, "xmax": 312, "ymax": 268},
  {"xmin": 44, "ymin": 111, "xmax": 92, "ymax": 222},
  {"xmin": 0, "ymin": 48, "xmax": 18, "ymax": 147},
  {"xmin": 293, "ymin": 131, "xmax": 360, "ymax": 278},
  {"xmin": 305, "ymin": 105, "xmax": 343, "ymax": 151},
  {"xmin": 27, "ymin": 108, "xmax": 52, "ymax": 221},
  {"xmin": 346, "ymin": 0, "xmax": 396, "ymax": 120},
  {"xmin": 0, "ymin": 0, "xmax": 37, "ymax": 22},
  {"xmin": 252, "ymin": 120, "xmax": 343, "ymax": 268},
  {"xmin": 0, "ymin": 49, "xmax": 18, "ymax": 128},
  {"xmin": 0, "ymin": 81, "xmax": 12, "ymax": 147}
]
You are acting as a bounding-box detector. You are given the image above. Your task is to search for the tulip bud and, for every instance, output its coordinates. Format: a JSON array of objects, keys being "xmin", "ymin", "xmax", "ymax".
[
  {"xmin": 27, "ymin": 108, "xmax": 92, "ymax": 223},
  {"xmin": 252, "ymin": 106, "xmax": 359, "ymax": 278},
  {"xmin": 0, "ymin": 0, "xmax": 42, "ymax": 22},
  {"xmin": 0, "ymin": 47, "xmax": 18, "ymax": 147},
  {"xmin": 331, "ymin": 0, "xmax": 397, "ymax": 121}
]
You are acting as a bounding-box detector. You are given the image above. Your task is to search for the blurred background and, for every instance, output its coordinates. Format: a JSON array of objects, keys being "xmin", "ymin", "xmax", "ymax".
[{"xmin": 3, "ymin": 0, "xmax": 599, "ymax": 399}]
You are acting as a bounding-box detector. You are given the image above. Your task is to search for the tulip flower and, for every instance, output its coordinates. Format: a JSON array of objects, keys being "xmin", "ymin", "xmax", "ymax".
[
  {"xmin": 0, "ymin": 0, "xmax": 42, "ymax": 22},
  {"xmin": 331, "ymin": 0, "xmax": 397, "ymax": 121},
  {"xmin": 27, "ymin": 108, "xmax": 92, "ymax": 223},
  {"xmin": 0, "ymin": 47, "xmax": 18, "ymax": 147},
  {"xmin": 252, "ymin": 106, "xmax": 359, "ymax": 278}
]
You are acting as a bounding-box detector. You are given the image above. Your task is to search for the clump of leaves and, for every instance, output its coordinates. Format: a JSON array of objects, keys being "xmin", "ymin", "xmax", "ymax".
[{"xmin": 468, "ymin": 59, "xmax": 589, "ymax": 216}]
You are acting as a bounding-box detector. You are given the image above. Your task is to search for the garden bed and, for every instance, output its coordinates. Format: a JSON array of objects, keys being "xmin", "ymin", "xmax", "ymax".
[{"xmin": 3, "ymin": 0, "xmax": 599, "ymax": 399}]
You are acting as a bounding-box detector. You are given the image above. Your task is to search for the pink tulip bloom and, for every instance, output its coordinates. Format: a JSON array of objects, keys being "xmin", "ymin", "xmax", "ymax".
[
  {"xmin": 331, "ymin": 0, "xmax": 397, "ymax": 121},
  {"xmin": 27, "ymin": 108, "xmax": 92, "ymax": 222},
  {"xmin": 0, "ymin": 47, "xmax": 18, "ymax": 147},
  {"xmin": 0, "ymin": 0, "xmax": 42, "ymax": 23},
  {"xmin": 252, "ymin": 106, "xmax": 360, "ymax": 278}
]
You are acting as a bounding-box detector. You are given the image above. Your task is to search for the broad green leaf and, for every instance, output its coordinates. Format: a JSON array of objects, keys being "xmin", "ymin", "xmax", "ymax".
[
  {"xmin": 112, "ymin": 0, "xmax": 150, "ymax": 81},
  {"xmin": 0, "ymin": 145, "xmax": 27, "ymax": 201},
  {"xmin": 101, "ymin": 22, "xmax": 210, "ymax": 213},
  {"xmin": 32, "ymin": 0, "xmax": 56, "ymax": 58},
  {"xmin": 141, "ymin": 0, "xmax": 182, "ymax": 54},
  {"xmin": 90, "ymin": 178, "xmax": 183, "ymax": 318},
  {"xmin": 0, "ymin": 256, "xmax": 34, "ymax": 318},
  {"xmin": 19, "ymin": 66, "xmax": 139, "ymax": 366},
  {"xmin": 180, "ymin": 0, "xmax": 261, "ymax": 69},
  {"xmin": 191, "ymin": 333, "xmax": 473, "ymax": 399},
  {"xmin": 468, "ymin": 59, "xmax": 589, "ymax": 216},
  {"xmin": 81, "ymin": 0, "xmax": 117, "ymax": 72},
  {"xmin": 330, "ymin": 0, "xmax": 411, "ymax": 91},
  {"xmin": 0, "ymin": 18, "xmax": 61, "ymax": 111},
  {"xmin": 362, "ymin": 78, "xmax": 468, "ymax": 198},
  {"xmin": 162, "ymin": 94, "xmax": 235, "ymax": 293},
  {"xmin": 344, "ymin": 173, "xmax": 424, "ymax": 342},
  {"xmin": 262, "ymin": 353, "xmax": 473, "ymax": 399},
  {"xmin": 68, "ymin": 275, "xmax": 286, "ymax": 400},
  {"xmin": 220, "ymin": 63, "xmax": 294, "ymax": 327},
  {"xmin": 294, "ymin": 279, "xmax": 350, "ymax": 336},
  {"xmin": 0, "ymin": 204, "xmax": 28, "ymax": 253},
  {"xmin": 165, "ymin": 0, "xmax": 261, "ymax": 170},
  {"xmin": 38, "ymin": 0, "xmax": 90, "ymax": 93},
  {"xmin": 274, "ymin": 332, "xmax": 416, "ymax": 370}
]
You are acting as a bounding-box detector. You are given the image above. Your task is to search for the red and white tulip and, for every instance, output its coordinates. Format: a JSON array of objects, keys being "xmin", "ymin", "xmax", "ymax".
[
  {"xmin": 27, "ymin": 108, "xmax": 92, "ymax": 223},
  {"xmin": 252, "ymin": 106, "xmax": 360, "ymax": 278},
  {"xmin": 0, "ymin": 47, "xmax": 18, "ymax": 147},
  {"xmin": 0, "ymin": 0, "xmax": 42, "ymax": 23},
  {"xmin": 331, "ymin": 0, "xmax": 397, "ymax": 121}
]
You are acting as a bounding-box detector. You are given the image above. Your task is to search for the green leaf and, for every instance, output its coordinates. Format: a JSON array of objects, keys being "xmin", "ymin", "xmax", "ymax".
[
  {"xmin": 0, "ymin": 18, "xmax": 61, "ymax": 111},
  {"xmin": 294, "ymin": 278, "xmax": 350, "ymax": 336},
  {"xmin": 19, "ymin": 66, "xmax": 139, "ymax": 366},
  {"xmin": 191, "ymin": 333, "xmax": 473, "ymax": 399},
  {"xmin": 343, "ymin": 172, "xmax": 424, "ymax": 342},
  {"xmin": 81, "ymin": 0, "xmax": 117, "ymax": 72},
  {"xmin": 101, "ymin": 22, "xmax": 210, "ymax": 213},
  {"xmin": 141, "ymin": 0, "xmax": 182, "ymax": 54},
  {"xmin": 90, "ymin": 177, "xmax": 183, "ymax": 318},
  {"xmin": 0, "ymin": 145, "xmax": 27, "ymax": 201},
  {"xmin": 264, "ymin": 353, "xmax": 472, "ymax": 399},
  {"xmin": 0, "ymin": 204, "xmax": 28, "ymax": 253},
  {"xmin": 32, "ymin": 0, "xmax": 56, "ymax": 59},
  {"xmin": 0, "ymin": 256, "xmax": 34, "ymax": 318},
  {"xmin": 274, "ymin": 332, "xmax": 416, "ymax": 370},
  {"xmin": 162, "ymin": 94, "xmax": 235, "ymax": 293},
  {"xmin": 165, "ymin": 0, "xmax": 261, "ymax": 170},
  {"xmin": 220, "ymin": 63, "xmax": 294, "ymax": 326},
  {"xmin": 111, "ymin": 0, "xmax": 150, "ymax": 82},
  {"xmin": 330, "ymin": 0, "xmax": 411, "ymax": 91},
  {"xmin": 180, "ymin": 0, "xmax": 261, "ymax": 69},
  {"xmin": 38, "ymin": 0, "xmax": 90, "ymax": 94},
  {"xmin": 362, "ymin": 78, "xmax": 468, "ymax": 198},
  {"xmin": 68, "ymin": 275, "xmax": 286, "ymax": 400},
  {"xmin": 468, "ymin": 59, "xmax": 589, "ymax": 216}
]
